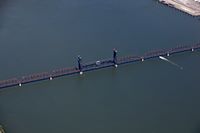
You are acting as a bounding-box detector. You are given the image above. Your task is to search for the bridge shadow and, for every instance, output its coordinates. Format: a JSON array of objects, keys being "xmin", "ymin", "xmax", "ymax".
[
  {"xmin": 194, "ymin": 122, "xmax": 200, "ymax": 133},
  {"xmin": 0, "ymin": 0, "xmax": 7, "ymax": 8},
  {"xmin": 195, "ymin": 127, "xmax": 200, "ymax": 133},
  {"xmin": 0, "ymin": 0, "xmax": 8, "ymax": 29}
]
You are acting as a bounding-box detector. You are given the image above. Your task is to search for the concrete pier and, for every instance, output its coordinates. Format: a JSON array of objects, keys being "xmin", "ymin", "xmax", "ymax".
[{"xmin": 159, "ymin": 0, "xmax": 200, "ymax": 16}]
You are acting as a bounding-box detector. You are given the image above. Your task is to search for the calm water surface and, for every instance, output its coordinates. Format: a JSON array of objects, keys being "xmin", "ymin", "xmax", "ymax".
[{"xmin": 0, "ymin": 0, "xmax": 200, "ymax": 133}]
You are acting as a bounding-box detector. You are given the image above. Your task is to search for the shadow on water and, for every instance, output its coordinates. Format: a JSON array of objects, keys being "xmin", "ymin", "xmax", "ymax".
[
  {"xmin": 0, "ymin": 0, "xmax": 8, "ymax": 29},
  {"xmin": 195, "ymin": 127, "xmax": 200, "ymax": 133},
  {"xmin": 0, "ymin": 0, "xmax": 7, "ymax": 8},
  {"xmin": 194, "ymin": 122, "xmax": 200, "ymax": 133}
]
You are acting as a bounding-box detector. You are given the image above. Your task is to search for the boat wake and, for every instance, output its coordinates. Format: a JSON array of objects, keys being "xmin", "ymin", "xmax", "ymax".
[{"xmin": 159, "ymin": 56, "xmax": 183, "ymax": 70}]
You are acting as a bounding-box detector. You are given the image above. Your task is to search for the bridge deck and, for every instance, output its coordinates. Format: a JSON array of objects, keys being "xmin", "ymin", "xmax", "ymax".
[{"xmin": 0, "ymin": 43, "xmax": 200, "ymax": 90}]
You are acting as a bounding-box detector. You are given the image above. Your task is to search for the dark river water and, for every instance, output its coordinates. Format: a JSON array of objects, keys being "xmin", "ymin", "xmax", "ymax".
[{"xmin": 0, "ymin": 0, "xmax": 200, "ymax": 133}]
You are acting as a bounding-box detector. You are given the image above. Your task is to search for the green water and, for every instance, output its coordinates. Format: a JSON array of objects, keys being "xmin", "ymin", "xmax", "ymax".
[{"xmin": 0, "ymin": 0, "xmax": 200, "ymax": 133}]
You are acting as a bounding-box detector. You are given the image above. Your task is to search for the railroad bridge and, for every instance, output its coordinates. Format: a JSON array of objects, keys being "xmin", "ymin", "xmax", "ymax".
[{"xmin": 0, "ymin": 43, "xmax": 200, "ymax": 90}]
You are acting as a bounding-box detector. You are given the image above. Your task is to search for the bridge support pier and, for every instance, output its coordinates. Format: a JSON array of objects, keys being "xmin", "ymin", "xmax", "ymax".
[
  {"xmin": 167, "ymin": 52, "xmax": 170, "ymax": 56},
  {"xmin": 77, "ymin": 55, "xmax": 83, "ymax": 75},
  {"xmin": 113, "ymin": 49, "xmax": 118, "ymax": 68}
]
